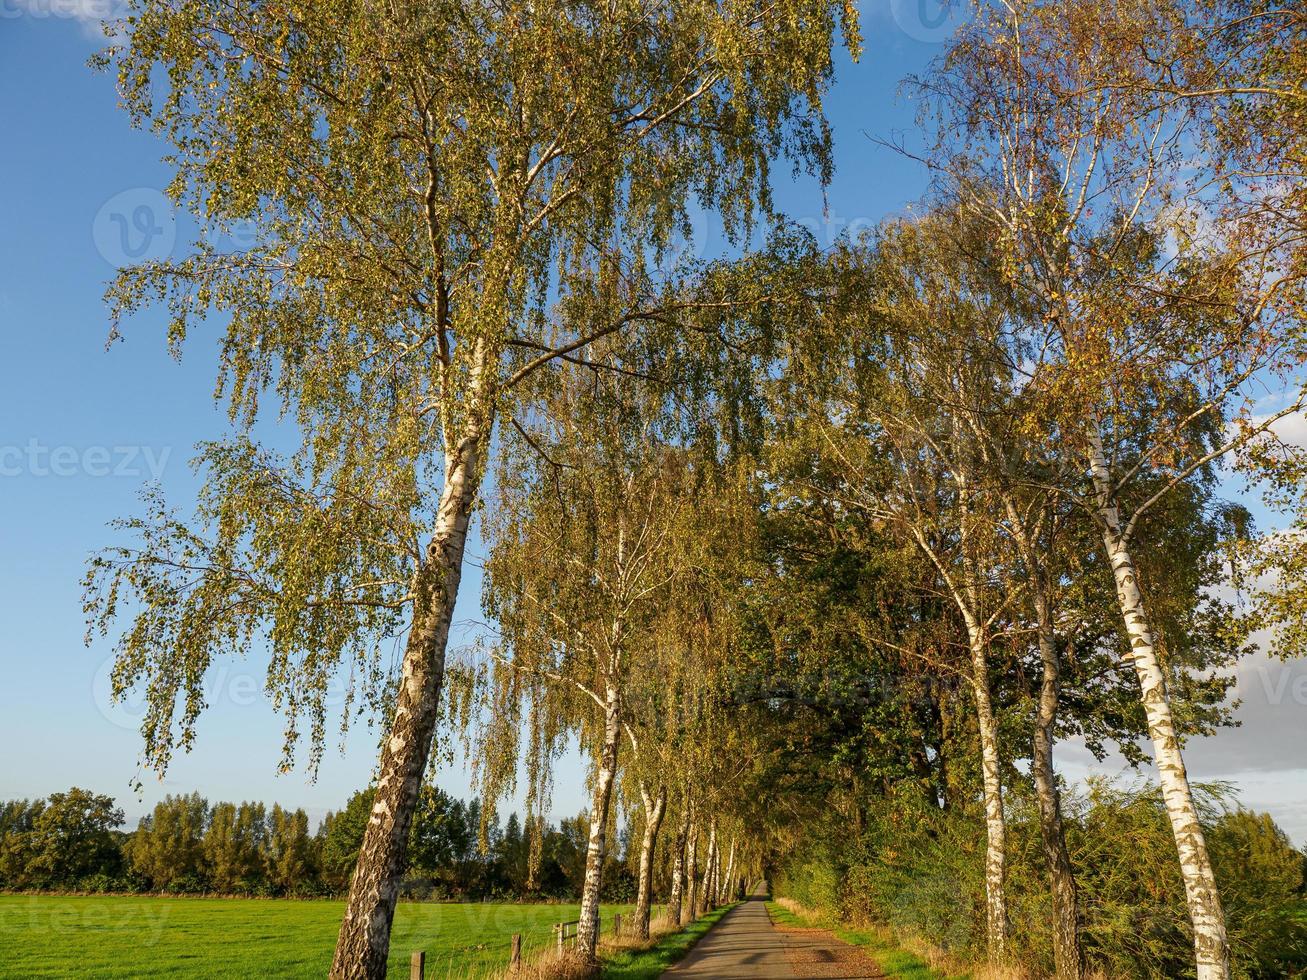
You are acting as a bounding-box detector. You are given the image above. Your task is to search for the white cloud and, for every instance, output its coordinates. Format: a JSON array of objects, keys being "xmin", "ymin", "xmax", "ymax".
[
  {"xmin": 1268, "ymin": 410, "xmax": 1307, "ymax": 450},
  {"xmin": 3, "ymin": 0, "xmax": 128, "ymax": 41},
  {"xmin": 1247, "ymin": 388, "xmax": 1307, "ymax": 450},
  {"xmin": 1054, "ymin": 648, "xmax": 1307, "ymax": 845},
  {"xmin": 5, "ymin": 0, "xmax": 117, "ymax": 21}
]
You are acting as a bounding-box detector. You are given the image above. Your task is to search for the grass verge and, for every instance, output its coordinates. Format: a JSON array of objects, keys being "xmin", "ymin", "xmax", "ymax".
[
  {"xmin": 764, "ymin": 900, "xmax": 948, "ymax": 980},
  {"xmin": 598, "ymin": 904, "xmax": 736, "ymax": 980}
]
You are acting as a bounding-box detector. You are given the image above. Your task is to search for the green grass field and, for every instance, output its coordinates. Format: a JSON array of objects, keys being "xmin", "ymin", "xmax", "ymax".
[{"xmin": 0, "ymin": 894, "xmax": 640, "ymax": 979}]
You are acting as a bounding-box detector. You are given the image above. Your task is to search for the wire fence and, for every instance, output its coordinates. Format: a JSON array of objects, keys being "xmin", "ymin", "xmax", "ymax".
[{"xmin": 402, "ymin": 905, "xmax": 671, "ymax": 979}]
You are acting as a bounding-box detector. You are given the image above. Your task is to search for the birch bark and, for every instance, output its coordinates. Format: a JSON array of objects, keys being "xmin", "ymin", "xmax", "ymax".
[
  {"xmin": 686, "ymin": 822, "xmax": 700, "ymax": 921},
  {"xmin": 704, "ymin": 821, "xmax": 718, "ymax": 911},
  {"xmin": 330, "ymin": 421, "xmax": 486, "ymax": 980},
  {"xmin": 668, "ymin": 802, "xmax": 690, "ymax": 926},
  {"xmin": 1087, "ymin": 431, "xmax": 1229, "ymax": 979},
  {"xmin": 909, "ymin": 521, "xmax": 1010, "ymax": 963},
  {"xmin": 575, "ymin": 683, "xmax": 622, "ymax": 958},
  {"xmin": 634, "ymin": 783, "xmax": 667, "ymax": 940},
  {"xmin": 965, "ymin": 619, "xmax": 1010, "ymax": 962}
]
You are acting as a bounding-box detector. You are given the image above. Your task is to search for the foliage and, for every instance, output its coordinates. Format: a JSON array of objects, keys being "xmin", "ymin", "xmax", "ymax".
[
  {"xmin": 124, "ymin": 793, "xmax": 209, "ymax": 893},
  {"xmin": 772, "ymin": 782, "xmax": 1307, "ymax": 979},
  {"xmin": 1070, "ymin": 782, "xmax": 1307, "ymax": 980},
  {"xmin": 66, "ymin": 0, "xmax": 1307, "ymax": 976},
  {"xmin": 0, "ymin": 789, "xmax": 123, "ymax": 891},
  {"xmin": 203, "ymin": 801, "xmax": 266, "ymax": 894},
  {"xmin": 265, "ymin": 805, "xmax": 316, "ymax": 896},
  {"xmin": 84, "ymin": 0, "xmax": 859, "ymax": 781},
  {"xmin": 0, "ymin": 787, "xmax": 629, "ymax": 904}
]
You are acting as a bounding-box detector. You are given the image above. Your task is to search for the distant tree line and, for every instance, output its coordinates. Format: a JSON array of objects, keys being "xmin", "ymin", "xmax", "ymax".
[{"xmin": 0, "ymin": 786, "xmax": 637, "ymax": 901}]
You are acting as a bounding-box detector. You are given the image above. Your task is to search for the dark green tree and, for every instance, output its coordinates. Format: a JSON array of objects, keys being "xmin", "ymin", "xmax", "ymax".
[
  {"xmin": 125, "ymin": 793, "xmax": 209, "ymax": 891},
  {"xmin": 265, "ymin": 805, "xmax": 315, "ymax": 895},
  {"xmin": 22, "ymin": 789, "xmax": 123, "ymax": 888}
]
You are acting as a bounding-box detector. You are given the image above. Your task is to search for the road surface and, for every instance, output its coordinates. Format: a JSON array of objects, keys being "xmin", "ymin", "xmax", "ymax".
[{"xmin": 661, "ymin": 885, "xmax": 885, "ymax": 979}]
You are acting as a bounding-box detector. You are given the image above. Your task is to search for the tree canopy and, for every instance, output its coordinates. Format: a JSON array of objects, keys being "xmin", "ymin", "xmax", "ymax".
[{"xmin": 79, "ymin": 1, "xmax": 1307, "ymax": 977}]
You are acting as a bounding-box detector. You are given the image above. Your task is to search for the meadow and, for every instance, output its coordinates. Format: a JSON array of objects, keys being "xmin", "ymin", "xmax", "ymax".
[{"xmin": 0, "ymin": 895, "xmax": 640, "ymax": 979}]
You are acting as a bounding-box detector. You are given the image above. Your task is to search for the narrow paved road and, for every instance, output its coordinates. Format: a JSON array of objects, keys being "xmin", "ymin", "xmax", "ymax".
[
  {"xmin": 661, "ymin": 887, "xmax": 793, "ymax": 979},
  {"xmin": 661, "ymin": 884, "xmax": 885, "ymax": 979}
]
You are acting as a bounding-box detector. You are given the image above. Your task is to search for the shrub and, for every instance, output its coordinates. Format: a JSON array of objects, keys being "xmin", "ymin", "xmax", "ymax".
[{"xmin": 773, "ymin": 780, "xmax": 1307, "ymax": 979}]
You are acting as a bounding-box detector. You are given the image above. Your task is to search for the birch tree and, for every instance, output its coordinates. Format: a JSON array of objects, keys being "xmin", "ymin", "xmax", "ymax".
[
  {"xmin": 914, "ymin": 2, "xmax": 1305, "ymax": 973},
  {"xmin": 617, "ymin": 623, "xmax": 715, "ymax": 939},
  {"xmin": 630, "ymin": 771, "xmax": 667, "ymax": 940},
  {"xmin": 868, "ymin": 389, "xmax": 1016, "ymax": 963},
  {"xmin": 482, "ymin": 363, "xmax": 696, "ymax": 960},
  {"xmin": 856, "ymin": 212, "xmax": 1107, "ymax": 976},
  {"xmin": 667, "ymin": 794, "xmax": 692, "ymax": 926},
  {"xmin": 85, "ymin": 2, "xmax": 857, "ymax": 974},
  {"xmin": 685, "ymin": 815, "xmax": 701, "ymax": 920},
  {"xmin": 770, "ymin": 242, "xmax": 1016, "ymax": 961}
]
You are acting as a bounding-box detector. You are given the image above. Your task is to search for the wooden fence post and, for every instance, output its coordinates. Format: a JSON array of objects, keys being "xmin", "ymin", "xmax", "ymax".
[
  {"xmin": 556, "ymin": 922, "xmax": 565, "ymax": 957},
  {"xmin": 410, "ymin": 951, "xmax": 425, "ymax": 980},
  {"xmin": 614, "ymin": 913, "xmax": 621, "ymax": 938},
  {"xmin": 510, "ymin": 933, "xmax": 521, "ymax": 972}
]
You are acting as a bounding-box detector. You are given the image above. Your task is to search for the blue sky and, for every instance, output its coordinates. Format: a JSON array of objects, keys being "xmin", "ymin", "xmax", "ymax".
[{"xmin": 2, "ymin": 1, "xmax": 1305, "ymax": 843}]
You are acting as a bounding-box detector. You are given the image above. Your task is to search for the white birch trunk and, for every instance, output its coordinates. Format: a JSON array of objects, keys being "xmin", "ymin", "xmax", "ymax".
[
  {"xmin": 703, "ymin": 821, "xmax": 717, "ymax": 912},
  {"xmin": 711, "ymin": 842, "xmax": 720, "ymax": 906},
  {"xmin": 1087, "ymin": 433, "xmax": 1229, "ymax": 979},
  {"xmin": 722, "ymin": 838, "xmax": 736, "ymax": 904},
  {"xmin": 907, "ymin": 516, "xmax": 1009, "ymax": 963},
  {"xmin": 668, "ymin": 801, "xmax": 690, "ymax": 926},
  {"xmin": 965, "ymin": 620, "xmax": 1010, "ymax": 962},
  {"xmin": 634, "ymin": 783, "xmax": 667, "ymax": 940},
  {"xmin": 576, "ymin": 683, "xmax": 622, "ymax": 959},
  {"xmin": 331, "ymin": 421, "xmax": 485, "ymax": 980},
  {"xmin": 686, "ymin": 822, "xmax": 699, "ymax": 921}
]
